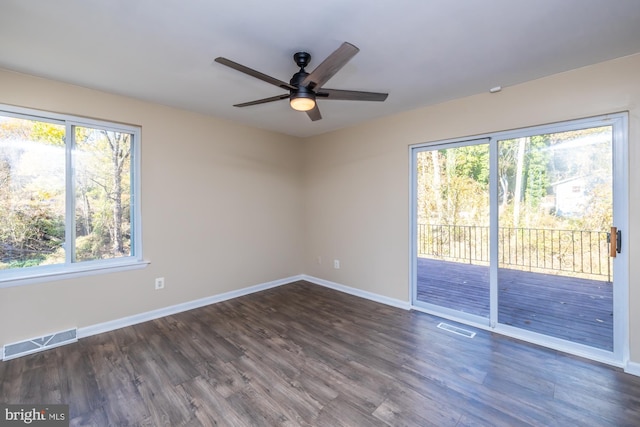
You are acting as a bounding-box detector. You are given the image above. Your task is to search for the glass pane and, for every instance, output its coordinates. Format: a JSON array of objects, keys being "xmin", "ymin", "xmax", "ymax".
[
  {"xmin": 0, "ymin": 116, "xmax": 66, "ymax": 269},
  {"xmin": 74, "ymin": 126, "xmax": 132, "ymax": 262},
  {"xmin": 497, "ymin": 127, "xmax": 613, "ymax": 350},
  {"xmin": 416, "ymin": 143, "xmax": 490, "ymax": 317}
]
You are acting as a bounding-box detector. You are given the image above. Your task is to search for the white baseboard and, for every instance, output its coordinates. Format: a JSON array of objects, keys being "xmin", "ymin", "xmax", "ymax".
[
  {"xmin": 79, "ymin": 274, "xmax": 408, "ymax": 340},
  {"xmin": 625, "ymin": 361, "xmax": 640, "ymax": 377},
  {"xmin": 78, "ymin": 275, "xmax": 304, "ymax": 339},
  {"xmin": 301, "ymin": 275, "xmax": 411, "ymax": 310}
]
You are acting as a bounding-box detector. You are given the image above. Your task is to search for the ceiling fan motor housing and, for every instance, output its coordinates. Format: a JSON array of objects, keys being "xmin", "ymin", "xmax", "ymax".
[{"xmin": 290, "ymin": 69, "xmax": 315, "ymax": 98}]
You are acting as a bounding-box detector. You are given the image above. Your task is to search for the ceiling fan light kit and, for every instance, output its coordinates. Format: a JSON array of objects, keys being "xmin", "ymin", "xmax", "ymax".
[
  {"xmin": 215, "ymin": 42, "xmax": 388, "ymax": 121},
  {"xmin": 290, "ymin": 94, "xmax": 316, "ymax": 112}
]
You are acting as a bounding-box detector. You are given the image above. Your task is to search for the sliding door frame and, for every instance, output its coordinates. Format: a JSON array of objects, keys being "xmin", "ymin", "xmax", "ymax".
[
  {"xmin": 410, "ymin": 112, "xmax": 629, "ymax": 367},
  {"xmin": 409, "ymin": 137, "xmax": 492, "ymax": 327}
]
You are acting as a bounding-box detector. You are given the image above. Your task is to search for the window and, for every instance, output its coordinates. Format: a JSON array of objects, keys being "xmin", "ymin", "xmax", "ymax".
[{"xmin": 0, "ymin": 105, "xmax": 143, "ymax": 286}]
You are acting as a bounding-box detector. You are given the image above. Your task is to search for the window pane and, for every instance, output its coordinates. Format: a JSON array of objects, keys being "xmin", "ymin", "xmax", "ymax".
[
  {"xmin": 497, "ymin": 126, "xmax": 614, "ymax": 350},
  {"xmin": 74, "ymin": 126, "xmax": 132, "ymax": 262},
  {"xmin": 0, "ymin": 116, "xmax": 66, "ymax": 269},
  {"xmin": 497, "ymin": 126, "xmax": 613, "ymax": 278},
  {"xmin": 415, "ymin": 142, "xmax": 491, "ymax": 318}
]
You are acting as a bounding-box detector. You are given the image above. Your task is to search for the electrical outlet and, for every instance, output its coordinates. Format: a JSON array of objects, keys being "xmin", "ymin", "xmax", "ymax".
[
  {"xmin": 155, "ymin": 277, "xmax": 165, "ymax": 290},
  {"xmin": 334, "ymin": 259, "xmax": 340, "ymax": 269}
]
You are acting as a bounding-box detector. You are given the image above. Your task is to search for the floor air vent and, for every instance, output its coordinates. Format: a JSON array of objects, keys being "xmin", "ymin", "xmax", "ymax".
[
  {"xmin": 437, "ymin": 322, "xmax": 476, "ymax": 338},
  {"xmin": 3, "ymin": 328, "xmax": 77, "ymax": 361}
]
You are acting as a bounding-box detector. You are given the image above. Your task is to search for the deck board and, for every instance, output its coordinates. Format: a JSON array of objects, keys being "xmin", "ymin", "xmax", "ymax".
[{"xmin": 416, "ymin": 257, "xmax": 613, "ymax": 351}]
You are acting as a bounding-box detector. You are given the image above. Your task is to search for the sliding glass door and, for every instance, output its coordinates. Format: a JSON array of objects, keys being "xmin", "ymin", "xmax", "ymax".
[
  {"xmin": 414, "ymin": 139, "xmax": 490, "ymax": 321},
  {"xmin": 411, "ymin": 114, "xmax": 628, "ymax": 362},
  {"xmin": 496, "ymin": 126, "xmax": 615, "ymax": 351}
]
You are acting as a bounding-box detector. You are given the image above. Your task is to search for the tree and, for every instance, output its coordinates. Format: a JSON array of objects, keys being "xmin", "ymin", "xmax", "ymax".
[
  {"xmin": 0, "ymin": 117, "xmax": 132, "ymax": 268},
  {"xmin": 524, "ymin": 135, "xmax": 550, "ymax": 210},
  {"xmin": 0, "ymin": 118, "xmax": 65, "ymax": 267},
  {"xmin": 104, "ymin": 131, "xmax": 131, "ymax": 255},
  {"xmin": 417, "ymin": 145, "xmax": 489, "ymax": 226},
  {"xmin": 74, "ymin": 127, "xmax": 131, "ymax": 260}
]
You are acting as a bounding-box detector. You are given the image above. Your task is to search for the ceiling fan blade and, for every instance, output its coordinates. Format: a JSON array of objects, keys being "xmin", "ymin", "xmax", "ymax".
[
  {"xmin": 302, "ymin": 42, "xmax": 359, "ymax": 90},
  {"xmin": 306, "ymin": 104, "xmax": 322, "ymax": 121},
  {"xmin": 215, "ymin": 57, "xmax": 297, "ymax": 91},
  {"xmin": 233, "ymin": 94, "xmax": 289, "ymax": 107},
  {"xmin": 317, "ymin": 88, "xmax": 388, "ymax": 102}
]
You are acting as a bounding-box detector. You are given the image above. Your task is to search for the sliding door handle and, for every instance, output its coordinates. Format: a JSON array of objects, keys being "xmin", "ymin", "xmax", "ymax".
[{"xmin": 610, "ymin": 226, "xmax": 621, "ymax": 257}]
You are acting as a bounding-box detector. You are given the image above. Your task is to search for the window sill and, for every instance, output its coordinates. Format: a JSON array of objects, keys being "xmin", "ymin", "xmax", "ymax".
[{"xmin": 0, "ymin": 260, "xmax": 150, "ymax": 289}]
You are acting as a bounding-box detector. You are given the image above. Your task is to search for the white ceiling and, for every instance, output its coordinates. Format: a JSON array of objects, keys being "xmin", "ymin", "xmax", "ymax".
[{"xmin": 1, "ymin": 0, "xmax": 640, "ymax": 138}]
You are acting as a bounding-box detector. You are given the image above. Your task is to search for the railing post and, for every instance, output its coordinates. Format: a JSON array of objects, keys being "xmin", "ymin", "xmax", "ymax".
[{"xmin": 468, "ymin": 226, "xmax": 472, "ymax": 264}]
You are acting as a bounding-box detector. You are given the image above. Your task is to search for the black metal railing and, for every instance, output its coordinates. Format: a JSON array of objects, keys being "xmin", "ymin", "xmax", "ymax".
[{"xmin": 418, "ymin": 224, "xmax": 611, "ymax": 281}]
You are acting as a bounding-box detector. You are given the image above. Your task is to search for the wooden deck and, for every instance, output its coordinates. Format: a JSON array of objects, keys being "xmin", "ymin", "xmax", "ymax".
[{"xmin": 416, "ymin": 257, "xmax": 613, "ymax": 351}]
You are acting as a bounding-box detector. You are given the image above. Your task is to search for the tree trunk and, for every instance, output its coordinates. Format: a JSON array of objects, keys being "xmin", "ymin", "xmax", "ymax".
[
  {"xmin": 431, "ymin": 150, "xmax": 443, "ymax": 224},
  {"xmin": 111, "ymin": 134, "xmax": 125, "ymax": 255},
  {"xmin": 513, "ymin": 137, "xmax": 527, "ymax": 227}
]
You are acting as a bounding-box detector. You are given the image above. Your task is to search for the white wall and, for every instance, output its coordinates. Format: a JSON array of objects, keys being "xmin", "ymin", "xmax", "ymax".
[
  {"xmin": 303, "ymin": 53, "xmax": 640, "ymax": 362},
  {"xmin": 0, "ymin": 69, "xmax": 304, "ymax": 345}
]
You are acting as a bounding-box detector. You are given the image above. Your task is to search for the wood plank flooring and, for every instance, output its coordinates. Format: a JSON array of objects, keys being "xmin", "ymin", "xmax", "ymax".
[
  {"xmin": 416, "ymin": 257, "xmax": 613, "ymax": 350},
  {"xmin": 2, "ymin": 281, "xmax": 639, "ymax": 426}
]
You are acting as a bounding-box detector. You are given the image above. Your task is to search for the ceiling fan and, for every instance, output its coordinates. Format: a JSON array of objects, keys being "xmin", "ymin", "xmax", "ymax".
[{"xmin": 214, "ymin": 42, "xmax": 388, "ymax": 121}]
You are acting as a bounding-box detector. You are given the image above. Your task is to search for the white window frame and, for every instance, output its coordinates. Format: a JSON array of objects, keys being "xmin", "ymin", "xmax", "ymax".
[{"xmin": 0, "ymin": 104, "xmax": 146, "ymax": 288}]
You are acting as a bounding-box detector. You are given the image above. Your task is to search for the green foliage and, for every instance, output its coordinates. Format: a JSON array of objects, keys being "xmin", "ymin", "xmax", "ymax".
[
  {"xmin": 0, "ymin": 257, "xmax": 43, "ymax": 270},
  {"xmin": 417, "ymin": 145, "xmax": 490, "ymax": 227},
  {"xmin": 0, "ymin": 116, "xmax": 132, "ymax": 269},
  {"xmin": 31, "ymin": 122, "xmax": 65, "ymax": 146},
  {"xmin": 454, "ymin": 145, "xmax": 489, "ymax": 186},
  {"xmin": 75, "ymin": 234, "xmax": 108, "ymax": 261},
  {"xmin": 523, "ymin": 135, "xmax": 550, "ymax": 209},
  {"xmin": 419, "ymin": 126, "xmax": 612, "ymax": 232},
  {"xmin": 0, "ymin": 205, "xmax": 64, "ymax": 250},
  {"xmin": 4, "ymin": 256, "xmax": 46, "ymax": 269},
  {"xmin": 0, "ymin": 118, "xmax": 65, "ymax": 145}
]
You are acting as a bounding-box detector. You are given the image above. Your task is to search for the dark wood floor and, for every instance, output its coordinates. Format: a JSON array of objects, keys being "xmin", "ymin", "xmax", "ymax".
[
  {"xmin": 417, "ymin": 257, "xmax": 613, "ymax": 350},
  {"xmin": 2, "ymin": 281, "xmax": 639, "ymax": 426}
]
